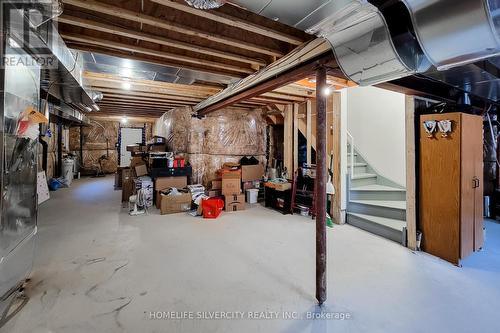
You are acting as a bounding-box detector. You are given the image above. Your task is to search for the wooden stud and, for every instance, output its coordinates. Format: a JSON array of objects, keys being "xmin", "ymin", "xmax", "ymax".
[
  {"xmin": 405, "ymin": 95, "xmax": 417, "ymax": 250},
  {"xmin": 283, "ymin": 104, "xmax": 294, "ymax": 177},
  {"xmin": 306, "ymin": 99, "xmax": 312, "ymax": 165},
  {"xmin": 293, "ymin": 103, "xmax": 299, "ymax": 172},
  {"xmin": 332, "ymin": 92, "xmax": 343, "ymax": 224}
]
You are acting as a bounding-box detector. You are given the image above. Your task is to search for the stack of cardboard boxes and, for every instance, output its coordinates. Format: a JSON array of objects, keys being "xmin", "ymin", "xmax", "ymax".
[
  {"xmin": 220, "ymin": 165, "xmax": 245, "ymax": 212},
  {"xmin": 206, "ymin": 162, "xmax": 265, "ymax": 212}
]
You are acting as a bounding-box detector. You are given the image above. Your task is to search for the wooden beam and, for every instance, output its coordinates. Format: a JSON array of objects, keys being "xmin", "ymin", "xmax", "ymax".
[
  {"xmin": 283, "ymin": 104, "xmax": 293, "ymax": 178},
  {"xmin": 99, "ymin": 100, "xmax": 184, "ymax": 108},
  {"xmin": 84, "ymin": 73, "xmax": 220, "ymax": 99},
  {"xmin": 293, "ymin": 103, "xmax": 299, "ymax": 172},
  {"xmin": 150, "ymin": 0, "xmax": 303, "ymax": 45},
  {"xmin": 315, "ymin": 66, "xmax": 327, "ymax": 306},
  {"xmin": 62, "ymin": 33, "xmax": 250, "ymax": 77},
  {"xmin": 405, "ymin": 95, "xmax": 417, "ymax": 250},
  {"xmin": 58, "ymin": 15, "xmax": 266, "ymax": 67},
  {"xmin": 98, "ymin": 88, "xmax": 204, "ymax": 102},
  {"xmin": 198, "ymin": 51, "xmax": 335, "ymax": 115},
  {"xmin": 103, "ymin": 94, "xmax": 198, "ymax": 105},
  {"xmin": 306, "ymin": 99, "xmax": 312, "ymax": 165},
  {"xmin": 195, "ymin": 38, "xmax": 334, "ymax": 114},
  {"xmin": 261, "ymin": 92, "xmax": 306, "ymax": 102},
  {"xmin": 332, "ymin": 93, "xmax": 343, "ymax": 225},
  {"xmin": 63, "ymin": 0, "xmax": 284, "ymax": 57}
]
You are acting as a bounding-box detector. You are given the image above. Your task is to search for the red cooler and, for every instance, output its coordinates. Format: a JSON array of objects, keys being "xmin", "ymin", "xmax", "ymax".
[{"xmin": 202, "ymin": 198, "xmax": 224, "ymax": 219}]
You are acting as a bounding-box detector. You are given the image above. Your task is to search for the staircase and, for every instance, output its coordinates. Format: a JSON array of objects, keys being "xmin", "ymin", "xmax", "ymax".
[{"xmin": 347, "ymin": 143, "xmax": 407, "ymax": 245}]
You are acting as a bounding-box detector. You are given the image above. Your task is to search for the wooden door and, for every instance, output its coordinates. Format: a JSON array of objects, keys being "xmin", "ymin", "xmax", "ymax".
[
  {"xmin": 460, "ymin": 113, "xmax": 478, "ymax": 259},
  {"xmin": 467, "ymin": 114, "xmax": 484, "ymax": 251},
  {"xmin": 419, "ymin": 113, "xmax": 462, "ymax": 264}
]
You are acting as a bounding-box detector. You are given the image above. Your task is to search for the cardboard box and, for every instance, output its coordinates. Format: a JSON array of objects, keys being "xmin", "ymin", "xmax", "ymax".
[
  {"xmin": 241, "ymin": 164, "xmax": 264, "ymax": 182},
  {"xmin": 206, "ymin": 190, "xmax": 222, "ymax": 198},
  {"xmin": 222, "ymin": 178, "xmax": 241, "ymax": 195},
  {"xmin": 219, "ymin": 169, "xmax": 241, "ymax": 179},
  {"xmin": 122, "ymin": 178, "xmax": 135, "ymax": 202},
  {"xmin": 211, "ymin": 180, "xmax": 222, "ymax": 190},
  {"xmin": 149, "ymin": 144, "xmax": 166, "ymax": 152},
  {"xmin": 265, "ymin": 181, "xmax": 291, "ymax": 191},
  {"xmin": 127, "ymin": 144, "xmax": 143, "ymax": 152},
  {"xmin": 156, "ymin": 190, "xmax": 162, "ymax": 209},
  {"xmin": 242, "ymin": 181, "xmax": 254, "ymax": 191},
  {"xmin": 130, "ymin": 156, "xmax": 146, "ymax": 168},
  {"xmin": 135, "ymin": 164, "xmax": 148, "ymax": 177},
  {"xmin": 224, "ymin": 194, "xmax": 246, "ymax": 211},
  {"xmin": 160, "ymin": 192, "xmax": 192, "ymax": 215},
  {"xmin": 155, "ymin": 176, "xmax": 187, "ymax": 191}
]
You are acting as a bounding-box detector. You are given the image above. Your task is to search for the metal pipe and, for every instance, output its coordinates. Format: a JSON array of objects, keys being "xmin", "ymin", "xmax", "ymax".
[
  {"xmin": 315, "ymin": 66, "xmax": 327, "ymax": 305},
  {"xmin": 38, "ymin": 134, "xmax": 48, "ymax": 172},
  {"xmin": 57, "ymin": 122, "xmax": 63, "ymax": 177}
]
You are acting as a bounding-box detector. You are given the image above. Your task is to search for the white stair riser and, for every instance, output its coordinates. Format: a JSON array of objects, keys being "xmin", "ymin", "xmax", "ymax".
[
  {"xmin": 348, "ymin": 165, "xmax": 368, "ymax": 174},
  {"xmin": 347, "ymin": 214, "xmax": 404, "ymax": 244},
  {"xmin": 348, "ymin": 202, "xmax": 406, "ymax": 221},
  {"xmin": 350, "ymin": 190, "xmax": 406, "ymax": 201},
  {"xmin": 351, "ymin": 176, "xmax": 377, "ymax": 187}
]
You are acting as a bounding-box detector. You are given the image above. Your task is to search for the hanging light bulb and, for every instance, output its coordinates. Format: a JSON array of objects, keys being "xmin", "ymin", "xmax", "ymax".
[
  {"xmin": 185, "ymin": 0, "xmax": 225, "ymax": 9},
  {"xmin": 322, "ymin": 87, "xmax": 332, "ymax": 96}
]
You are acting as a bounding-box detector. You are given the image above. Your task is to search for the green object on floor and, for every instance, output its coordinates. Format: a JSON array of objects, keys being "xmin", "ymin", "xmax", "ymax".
[{"xmin": 326, "ymin": 213, "xmax": 333, "ymax": 228}]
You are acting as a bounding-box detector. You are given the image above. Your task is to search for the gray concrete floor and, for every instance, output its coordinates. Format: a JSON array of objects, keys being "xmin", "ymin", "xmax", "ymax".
[{"xmin": 4, "ymin": 176, "xmax": 500, "ymax": 333}]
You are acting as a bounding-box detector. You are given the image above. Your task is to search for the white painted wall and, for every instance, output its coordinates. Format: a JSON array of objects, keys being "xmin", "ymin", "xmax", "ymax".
[{"xmin": 346, "ymin": 86, "xmax": 406, "ymax": 187}]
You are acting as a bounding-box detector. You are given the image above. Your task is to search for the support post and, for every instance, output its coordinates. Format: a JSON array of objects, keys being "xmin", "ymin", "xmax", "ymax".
[
  {"xmin": 283, "ymin": 104, "xmax": 293, "ymax": 178},
  {"xmin": 315, "ymin": 66, "xmax": 327, "ymax": 305},
  {"xmin": 405, "ymin": 96, "xmax": 417, "ymax": 250},
  {"xmin": 293, "ymin": 103, "xmax": 299, "ymax": 172},
  {"xmin": 306, "ymin": 99, "xmax": 312, "ymax": 165}
]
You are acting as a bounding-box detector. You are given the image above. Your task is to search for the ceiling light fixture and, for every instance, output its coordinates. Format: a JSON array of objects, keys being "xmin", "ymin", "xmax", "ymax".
[
  {"xmin": 122, "ymin": 81, "xmax": 132, "ymax": 90},
  {"xmin": 322, "ymin": 87, "xmax": 332, "ymax": 96},
  {"xmin": 121, "ymin": 116, "xmax": 128, "ymax": 124},
  {"xmin": 184, "ymin": 0, "xmax": 225, "ymax": 9}
]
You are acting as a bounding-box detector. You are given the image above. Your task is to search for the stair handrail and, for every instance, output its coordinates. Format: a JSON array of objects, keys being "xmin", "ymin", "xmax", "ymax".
[{"xmin": 347, "ymin": 131, "xmax": 354, "ymax": 180}]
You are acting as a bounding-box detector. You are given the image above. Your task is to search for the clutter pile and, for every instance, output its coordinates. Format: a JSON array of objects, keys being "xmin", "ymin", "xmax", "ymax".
[{"xmin": 115, "ymin": 149, "xmax": 266, "ymax": 219}]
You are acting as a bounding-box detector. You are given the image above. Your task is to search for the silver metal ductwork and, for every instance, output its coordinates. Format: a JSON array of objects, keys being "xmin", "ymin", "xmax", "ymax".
[
  {"xmin": 231, "ymin": 0, "xmax": 500, "ymax": 101},
  {"xmin": 307, "ymin": 0, "xmax": 429, "ymax": 86},
  {"xmin": 402, "ymin": 0, "xmax": 500, "ymax": 70}
]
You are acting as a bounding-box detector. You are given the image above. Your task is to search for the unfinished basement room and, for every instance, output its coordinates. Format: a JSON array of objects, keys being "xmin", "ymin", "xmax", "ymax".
[{"xmin": 1, "ymin": 0, "xmax": 500, "ymax": 332}]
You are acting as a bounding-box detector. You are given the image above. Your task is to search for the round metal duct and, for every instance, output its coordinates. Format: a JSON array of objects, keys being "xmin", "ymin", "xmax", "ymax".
[
  {"xmin": 308, "ymin": 1, "xmax": 421, "ymax": 86},
  {"xmin": 402, "ymin": 0, "xmax": 500, "ymax": 70},
  {"xmin": 184, "ymin": 0, "xmax": 225, "ymax": 10}
]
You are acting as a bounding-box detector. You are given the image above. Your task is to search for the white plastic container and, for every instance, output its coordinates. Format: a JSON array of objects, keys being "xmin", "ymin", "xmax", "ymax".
[
  {"xmin": 62, "ymin": 158, "xmax": 74, "ymax": 186},
  {"xmin": 246, "ymin": 189, "xmax": 259, "ymax": 204}
]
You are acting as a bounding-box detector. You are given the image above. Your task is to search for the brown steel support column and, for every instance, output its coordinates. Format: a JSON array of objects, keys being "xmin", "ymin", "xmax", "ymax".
[{"xmin": 315, "ymin": 66, "xmax": 327, "ymax": 305}]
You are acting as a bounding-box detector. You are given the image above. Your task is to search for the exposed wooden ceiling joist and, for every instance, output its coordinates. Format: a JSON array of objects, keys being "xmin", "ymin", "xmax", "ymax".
[
  {"xmin": 195, "ymin": 38, "xmax": 334, "ymax": 114},
  {"xmin": 102, "ymin": 94, "xmax": 198, "ymax": 105},
  {"xmin": 63, "ymin": 0, "xmax": 284, "ymax": 57},
  {"xmin": 63, "ymin": 34, "xmax": 249, "ymax": 78},
  {"xmin": 57, "ymin": 15, "xmax": 266, "ymax": 67},
  {"xmin": 97, "ymin": 88, "xmax": 204, "ymax": 102},
  {"xmin": 150, "ymin": 0, "xmax": 303, "ymax": 45}
]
